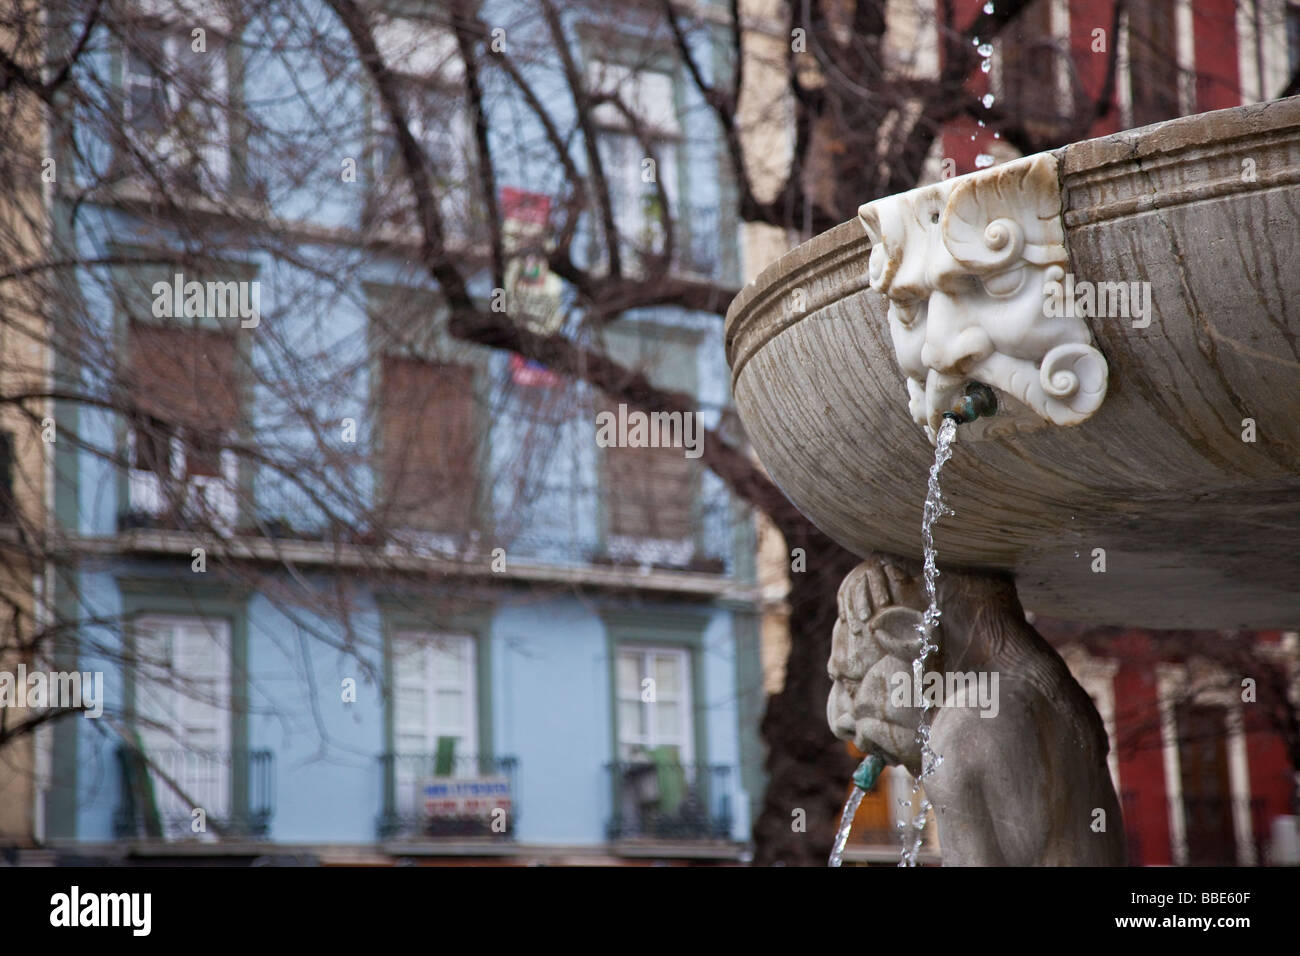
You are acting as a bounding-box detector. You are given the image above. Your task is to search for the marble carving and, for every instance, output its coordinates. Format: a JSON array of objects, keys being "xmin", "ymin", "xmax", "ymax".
[{"xmin": 858, "ymin": 154, "xmax": 1109, "ymax": 442}]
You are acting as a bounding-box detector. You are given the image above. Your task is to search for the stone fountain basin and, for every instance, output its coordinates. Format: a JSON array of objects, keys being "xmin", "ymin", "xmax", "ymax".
[{"xmin": 725, "ymin": 99, "xmax": 1300, "ymax": 629}]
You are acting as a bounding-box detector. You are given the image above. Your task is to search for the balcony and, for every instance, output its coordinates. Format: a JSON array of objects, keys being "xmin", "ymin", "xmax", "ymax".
[
  {"xmin": 377, "ymin": 752, "xmax": 519, "ymax": 841},
  {"xmin": 605, "ymin": 761, "xmax": 733, "ymax": 842},
  {"xmin": 114, "ymin": 746, "xmax": 274, "ymax": 840},
  {"xmin": 122, "ymin": 429, "xmax": 239, "ymax": 535}
]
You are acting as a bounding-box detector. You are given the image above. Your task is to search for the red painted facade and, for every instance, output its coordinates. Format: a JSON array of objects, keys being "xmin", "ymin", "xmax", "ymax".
[
  {"xmin": 1193, "ymin": 0, "xmax": 1243, "ymax": 111},
  {"xmin": 940, "ymin": 0, "xmax": 1253, "ymax": 174},
  {"xmin": 1043, "ymin": 627, "xmax": 1298, "ymax": 866}
]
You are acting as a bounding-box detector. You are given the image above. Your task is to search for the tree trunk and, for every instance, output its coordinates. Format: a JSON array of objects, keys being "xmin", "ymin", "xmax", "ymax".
[{"xmin": 751, "ymin": 526, "xmax": 860, "ymax": 865}]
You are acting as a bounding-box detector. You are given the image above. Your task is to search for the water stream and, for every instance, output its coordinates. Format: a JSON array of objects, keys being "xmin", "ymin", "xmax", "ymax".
[
  {"xmin": 832, "ymin": 0, "xmax": 993, "ymax": 871},
  {"xmin": 829, "ymin": 754, "xmax": 886, "ymax": 867},
  {"xmin": 828, "ymin": 787, "xmax": 866, "ymax": 868},
  {"xmin": 828, "ymin": 418, "xmax": 959, "ymax": 867},
  {"xmin": 901, "ymin": 415, "xmax": 958, "ymax": 866}
]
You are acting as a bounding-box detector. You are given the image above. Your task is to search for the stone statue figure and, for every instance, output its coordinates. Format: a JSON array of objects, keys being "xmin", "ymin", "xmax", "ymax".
[{"xmin": 827, "ymin": 555, "xmax": 1126, "ymax": 865}]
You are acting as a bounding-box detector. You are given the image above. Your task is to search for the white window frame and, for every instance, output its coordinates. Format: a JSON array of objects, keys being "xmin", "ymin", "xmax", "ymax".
[
  {"xmin": 615, "ymin": 644, "xmax": 694, "ymax": 765},
  {"xmin": 1156, "ymin": 662, "xmax": 1256, "ymax": 866},
  {"xmin": 367, "ymin": 17, "xmax": 470, "ymax": 238},
  {"xmin": 121, "ymin": 20, "xmax": 230, "ymax": 188},
  {"xmin": 133, "ymin": 614, "xmax": 232, "ymax": 840},
  {"xmin": 589, "ymin": 59, "xmax": 684, "ymax": 274},
  {"xmin": 392, "ymin": 631, "xmax": 479, "ymax": 815}
]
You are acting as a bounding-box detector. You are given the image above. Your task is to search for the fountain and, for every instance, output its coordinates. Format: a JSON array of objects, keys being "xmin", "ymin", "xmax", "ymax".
[{"xmin": 727, "ymin": 98, "xmax": 1300, "ymax": 865}]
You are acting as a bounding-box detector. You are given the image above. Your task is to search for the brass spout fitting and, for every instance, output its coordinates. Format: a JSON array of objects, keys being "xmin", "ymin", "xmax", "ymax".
[{"xmin": 943, "ymin": 382, "xmax": 998, "ymax": 425}]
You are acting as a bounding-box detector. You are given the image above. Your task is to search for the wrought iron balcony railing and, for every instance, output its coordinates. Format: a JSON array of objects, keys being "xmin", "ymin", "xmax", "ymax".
[
  {"xmin": 605, "ymin": 761, "xmax": 732, "ymax": 841},
  {"xmin": 378, "ymin": 752, "xmax": 519, "ymax": 840},
  {"xmin": 114, "ymin": 745, "xmax": 274, "ymax": 840}
]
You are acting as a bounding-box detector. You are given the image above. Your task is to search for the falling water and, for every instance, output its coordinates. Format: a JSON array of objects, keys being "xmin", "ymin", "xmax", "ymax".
[
  {"xmin": 829, "ymin": 788, "xmax": 866, "ymax": 868},
  {"xmin": 974, "ymin": 2, "xmax": 997, "ymax": 165},
  {"xmin": 830, "ymin": 754, "xmax": 885, "ymax": 867},
  {"xmin": 900, "ymin": 416, "xmax": 958, "ymax": 866}
]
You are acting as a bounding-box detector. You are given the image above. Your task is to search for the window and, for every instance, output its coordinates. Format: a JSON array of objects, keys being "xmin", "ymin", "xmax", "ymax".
[
  {"xmin": 367, "ymin": 79, "xmax": 472, "ymax": 234},
  {"xmin": 366, "ymin": 16, "xmax": 472, "ymax": 237},
  {"xmin": 132, "ymin": 615, "xmax": 231, "ymax": 840},
  {"xmin": 615, "ymin": 645, "xmax": 693, "ymax": 763},
  {"xmin": 392, "ymin": 631, "xmax": 478, "ymax": 817},
  {"xmin": 602, "ymin": 407, "xmax": 697, "ymax": 563},
  {"xmin": 1128, "ymin": 0, "xmax": 1180, "ymax": 126},
  {"xmin": 123, "ymin": 320, "xmax": 240, "ymax": 531},
  {"xmin": 378, "ymin": 355, "xmax": 478, "ymax": 540},
  {"xmin": 597, "ymin": 130, "xmax": 679, "ymax": 268},
  {"xmin": 1176, "ymin": 703, "xmax": 1237, "ymax": 865},
  {"xmin": 998, "ymin": 0, "xmax": 1065, "ymax": 134},
  {"xmin": 121, "ymin": 20, "xmax": 229, "ymax": 190},
  {"xmin": 590, "ymin": 61, "xmax": 683, "ymax": 274}
]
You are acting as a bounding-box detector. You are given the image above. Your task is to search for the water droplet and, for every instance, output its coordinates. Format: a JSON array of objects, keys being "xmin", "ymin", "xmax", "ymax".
[
  {"xmin": 973, "ymin": 36, "xmax": 980, "ymax": 46},
  {"xmin": 993, "ymin": 132, "xmax": 1001, "ymax": 139},
  {"xmin": 982, "ymin": 93, "xmax": 995, "ymax": 109},
  {"xmin": 980, "ymin": 59, "xmax": 992, "ymax": 74},
  {"xmin": 977, "ymin": 43, "xmax": 993, "ymax": 58},
  {"xmin": 978, "ymin": 120, "xmax": 986, "ymax": 128},
  {"xmin": 975, "ymin": 153, "xmax": 995, "ymax": 168},
  {"xmin": 984, "ymin": 1, "xmax": 994, "ymax": 13}
]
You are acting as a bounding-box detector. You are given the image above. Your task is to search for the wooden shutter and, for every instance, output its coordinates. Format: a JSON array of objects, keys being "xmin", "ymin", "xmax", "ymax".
[
  {"xmin": 379, "ymin": 356, "xmax": 477, "ymax": 534},
  {"xmin": 1001, "ymin": 0, "xmax": 1060, "ymax": 131},
  {"xmin": 603, "ymin": 407, "xmax": 695, "ymax": 542},
  {"xmin": 1176, "ymin": 703, "xmax": 1237, "ymax": 865},
  {"xmin": 126, "ymin": 320, "xmax": 240, "ymax": 431},
  {"xmin": 1129, "ymin": 0, "xmax": 1180, "ymax": 127}
]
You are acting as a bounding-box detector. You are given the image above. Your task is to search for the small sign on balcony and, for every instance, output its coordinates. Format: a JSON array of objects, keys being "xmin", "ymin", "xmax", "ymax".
[
  {"xmin": 419, "ymin": 777, "xmax": 512, "ymax": 819},
  {"xmin": 501, "ymin": 187, "xmax": 562, "ymax": 336}
]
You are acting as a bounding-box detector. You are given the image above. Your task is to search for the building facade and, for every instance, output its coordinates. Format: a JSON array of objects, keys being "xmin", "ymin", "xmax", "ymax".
[{"xmin": 24, "ymin": 0, "xmax": 765, "ymax": 864}]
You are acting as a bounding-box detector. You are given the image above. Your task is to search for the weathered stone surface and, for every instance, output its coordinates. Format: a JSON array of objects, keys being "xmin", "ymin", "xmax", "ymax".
[
  {"xmin": 725, "ymin": 98, "xmax": 1300, "ymax": 629},
  {"xmin": 828, "ymin": 555, "xmax": 1125, "ymax": 865}
]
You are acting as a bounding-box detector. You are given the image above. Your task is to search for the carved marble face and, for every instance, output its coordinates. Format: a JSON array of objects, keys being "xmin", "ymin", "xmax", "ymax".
[
  {"xmin": 826, "ymin": 573, "xmax": 927, "ymax": 768},
  {"xmin": 858, "ymin": 154, "xmax": 1108, "ymax": 442}
]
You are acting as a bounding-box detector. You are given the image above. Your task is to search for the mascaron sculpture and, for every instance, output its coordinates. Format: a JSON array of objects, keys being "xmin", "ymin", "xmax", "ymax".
[{"xmin": 858, "ymin": 153, "xmax": 1109, "ymax": 442}]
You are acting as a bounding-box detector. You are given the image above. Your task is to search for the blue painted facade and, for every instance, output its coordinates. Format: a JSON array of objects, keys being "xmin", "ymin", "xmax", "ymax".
[{"xmin": 44, "ymin": 1, "xmax": 764, "ymax": 855}]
